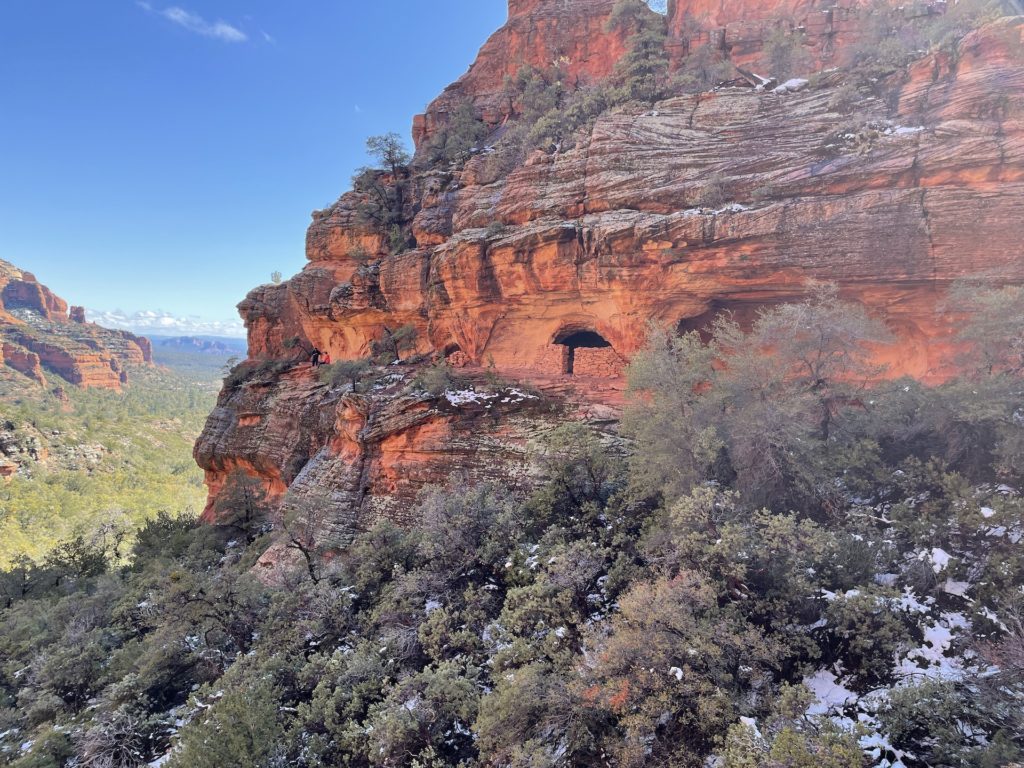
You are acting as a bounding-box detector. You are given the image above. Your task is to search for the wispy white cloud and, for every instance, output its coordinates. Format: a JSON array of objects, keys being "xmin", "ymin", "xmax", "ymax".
[
  {"xmin": 353, "ymin": 104, "xmax": 363, "ymax": 113},
  {"xmin": 87, "ymin": 308, "xmax": 246, "ymax": 338},
  {"xmin": 138, "ymin": 1, "xmax": 248, "ymax": 43}
]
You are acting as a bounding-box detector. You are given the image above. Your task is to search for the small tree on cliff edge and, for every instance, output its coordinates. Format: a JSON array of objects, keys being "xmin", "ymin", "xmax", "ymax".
[
  {"xmin": 762, "ymin": 26, "xmax": 811, "ymax": 82},
  {"xmin": 424, "ymin": 99, "xmax": 488, "ymax": 167},
  {"xmin": 607, "ymin": 0, "xmax": 670, "ymax": 103},
  {"xmin": 281, "ymin": 492, "xmax": 335, "ymax": 585},
  {"xmin": 212, "ymin": 470, "xmax": 272, "ymax": 540},
  {"xmin": 373, "ymin": 324, "xmax": 418, "ymax": 364},
  {"xmin": 353, "ymin": 133, "xmax": 412, "ymax": 247},
  {"xmin": 366, "ymin": 132, "xmax": 411, "ymax": 177},
  {"xmin": 319, "ymin": 358, "xmax": 372, "ymax": 392}
]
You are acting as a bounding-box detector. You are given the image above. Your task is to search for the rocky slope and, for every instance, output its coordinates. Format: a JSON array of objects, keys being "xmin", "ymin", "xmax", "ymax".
[
  {"xmin": 196, "ymin": 0, "xmax": 1024, "ymax": 533},
  {"xmin": 0, "ymin": 259, "xmax": 153, "ymax": 390}
]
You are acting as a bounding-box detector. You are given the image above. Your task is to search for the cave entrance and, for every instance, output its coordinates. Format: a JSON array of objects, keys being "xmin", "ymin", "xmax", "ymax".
[
  {"xmin": 676, "ymin": 304, "xmax": 724, "ymax": 344},
  {"xmin": 555, "ymin": 329, "xmax": 612, "ymax": 375},
  {"xmin": 443, "ymin": 343, "xmax": 469, "ymax": 368},
  {"xmin": 676, "ymin": 298, "xmax": 797, "ymax": 343}
]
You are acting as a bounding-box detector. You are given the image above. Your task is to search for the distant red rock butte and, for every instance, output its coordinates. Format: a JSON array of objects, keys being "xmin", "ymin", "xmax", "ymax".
[{"xmin": 0, "ymin": 259, "xmax": 152, "ymax": 390}]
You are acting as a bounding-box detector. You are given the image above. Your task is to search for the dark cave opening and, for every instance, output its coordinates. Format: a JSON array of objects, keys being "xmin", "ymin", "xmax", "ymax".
[{"xmin": 555, "ymin": 329, "xmax": 611, "ymax": 375}]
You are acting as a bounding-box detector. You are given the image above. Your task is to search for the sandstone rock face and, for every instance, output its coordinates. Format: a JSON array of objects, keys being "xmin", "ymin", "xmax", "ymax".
[
  {"xmin": 196, "ymin": 363, "xmax": 562, "ymax": 531},
  {"xmin": 1, "ymin": 342, "xmax": 47, "ymax": 386},
  {"xmin": 0, "ymin": 259, "xmax": 153, "ymax": 389},
  {"xmin": 197, "ymin": 7, "xmax": 1024, "ymax": 527},
  {"xmin": 255, "ymin": 20, "xmax": 1024, "ymax": 383},
  {"xmin": 414, "ymin": 0, "xmax": 630, "ymax": 149},
  {"xmin": 665, "ymin": 0, "xmax": 942, "ymax": 71},
  {"xmin": 0, "ymin": 263, "xmax": 68, "ymax": 322}
]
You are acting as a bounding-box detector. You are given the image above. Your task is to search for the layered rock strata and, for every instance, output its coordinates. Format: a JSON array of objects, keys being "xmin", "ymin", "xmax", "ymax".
[
  {"xmin": 0, "ymin": 259, "xmax": 153, "ymax": 389},
  {"xmin": 196, "ymin": 364, "xmax": 565, "ymax": 535},
  {"xmin": 415, "ymin": 0, "xmax": 950, "ymax": 148},
  {"xmin": 196, "ymin": 2, "xmax": 1024, "ymax": 529}
]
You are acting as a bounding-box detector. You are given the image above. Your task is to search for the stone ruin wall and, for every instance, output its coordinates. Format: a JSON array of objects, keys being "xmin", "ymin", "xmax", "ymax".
[
  {"xmin": 533, "ymin": 342, "xmax": 625, "ymax": 377},
  {"xmin": 572, "ymin": 346, "xmax": 626, "ymax": 377},
  {"xmin": 534, "ymin": 344, "xmax": 569, "ymax": 375}
]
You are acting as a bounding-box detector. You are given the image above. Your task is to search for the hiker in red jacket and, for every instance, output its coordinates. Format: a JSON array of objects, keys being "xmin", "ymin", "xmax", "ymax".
[{"xmin": 321, "ymin": 351, "xmax": 332, "ymax": 366}]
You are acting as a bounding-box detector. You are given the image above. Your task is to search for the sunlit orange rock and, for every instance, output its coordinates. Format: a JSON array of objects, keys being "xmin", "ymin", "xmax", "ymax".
[
  {"xmin": 197, "ymin": 6, "xmax": 1024, "ymax": 528},
  {"xmin": 1, "ymin": 342, "xmax": 47, "ymax": 386},
  {"xmin": 0, "ymin": 258, "xmax": 153, "ymax": 389},
  {"xmin": 414, "ymin": 0, "xmax": 631, "ymax": 149}
]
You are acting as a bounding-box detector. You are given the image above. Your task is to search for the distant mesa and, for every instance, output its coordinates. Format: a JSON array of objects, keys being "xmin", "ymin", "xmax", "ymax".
[
  {"xmin": 86, "ymin": 308, "xmax": 247, "ymax": 339},
  {"xmin": 152, "ymin": 335, "xmax": 248, "ymax": 355},
  {"xmin": 0, "ymin": 258, "xmax": 153, "ymax": 390}
]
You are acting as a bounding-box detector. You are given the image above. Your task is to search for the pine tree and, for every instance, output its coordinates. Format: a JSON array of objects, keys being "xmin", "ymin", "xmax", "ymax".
[{"xmin": 607, "ymin": 0, "xmax": 670, "ymax": 102}]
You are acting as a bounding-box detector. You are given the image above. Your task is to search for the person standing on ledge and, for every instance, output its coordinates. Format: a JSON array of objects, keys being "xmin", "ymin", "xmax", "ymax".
[{"xmin": 310, "ymin": 347, "xmax": 321, "ymax": 367}]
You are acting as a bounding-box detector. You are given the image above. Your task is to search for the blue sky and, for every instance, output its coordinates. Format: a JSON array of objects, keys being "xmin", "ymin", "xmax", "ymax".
[{"xmin": 0, "ymin": 1, "xmax": 507, "ymax": 335}]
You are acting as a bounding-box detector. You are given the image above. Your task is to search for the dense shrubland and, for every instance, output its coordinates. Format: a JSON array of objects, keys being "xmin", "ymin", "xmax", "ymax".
[
  {"xmin": 850, "ymin": 0, "xmax": 1010, "ymax": 79},
  {"xmin": 2, "ymin": 283, "xmax": 1022, "ymax": 767},
  {"xmin": 0, "ymin": 360, "xmax": 221, "ymax": 568}
]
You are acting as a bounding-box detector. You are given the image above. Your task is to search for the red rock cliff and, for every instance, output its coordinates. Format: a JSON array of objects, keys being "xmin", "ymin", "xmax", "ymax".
[
  {"xmin": 0, "ymin": 259, "xmax": 153, "ymax": 390},
  {"xmin": 414, "ymin": 0, "xmax": 631, "ymax": 148},
  {"xmin": 196, "ymin": 2, "xmax": 1024, "ymax": 535}
]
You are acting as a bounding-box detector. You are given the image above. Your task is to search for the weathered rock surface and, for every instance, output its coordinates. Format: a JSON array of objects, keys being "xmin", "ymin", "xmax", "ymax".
[
  {"xmin": 1, "ymin": 342, "xmax": 46, "ymax": 386},
  {"xmin": 0, "ymin": 262, "xmax": 69, "ymax": 323},
  {"xmin": 414, "ymin": 0, "xmax": 630, "ymax": 148},
  {"xmin": 415, "ymin": 0, "xmax": 948, "ymax": 147},
  {"xmin": 197, "ymin": 2, "xmax": 1024, "ymax": 527},
  {"xmin": 196, "ymin": 363, "xmax": 562, "ymax": 532},
  {"xmin": 0, "ymin": 415, "xmax": 108, "ymax": 479},
  {"xmin": 0, "ymin": 420, "xmax": 49, "ymax": 477},
  {"xmin": 665, "ymin": 0, "xmax": 945, "ymax": 71},
  {"xmin": 0, "ymin": 259, "xmax": 153, "ymax": 389},
  {"xmin": 251, "ymin": 18, "xmax": 1024, "ymax": 383}
]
